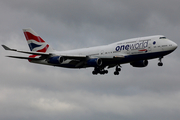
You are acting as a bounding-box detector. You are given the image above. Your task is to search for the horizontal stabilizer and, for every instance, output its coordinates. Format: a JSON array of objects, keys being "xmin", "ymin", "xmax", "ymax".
[{"xmin": 2, "ymin": 45, "xmax": 17, "ymax": 51}]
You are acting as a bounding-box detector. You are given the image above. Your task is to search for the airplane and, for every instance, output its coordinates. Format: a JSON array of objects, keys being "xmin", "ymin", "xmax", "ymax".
[{"xmin": 2, "ymin": 28, "xmax": 178, "ymax": 75}]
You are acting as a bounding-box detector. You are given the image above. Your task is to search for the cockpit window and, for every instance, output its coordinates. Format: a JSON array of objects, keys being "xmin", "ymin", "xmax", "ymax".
[{"xmin": 159, "ymin": 37, "xmax": 166, "ymax": 39}]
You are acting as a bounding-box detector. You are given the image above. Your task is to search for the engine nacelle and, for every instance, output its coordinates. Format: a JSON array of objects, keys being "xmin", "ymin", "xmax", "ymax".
[
  {"xmin": 130, "ymin": 60, "xmax": 148, "ymax": 67},
  {"xmin": 87, "ymin": 58, "xmax": 102, "ymax": 67},
  {"xmin": 48, "ymin": 56, "xmax": 64, "ymax": 64}
]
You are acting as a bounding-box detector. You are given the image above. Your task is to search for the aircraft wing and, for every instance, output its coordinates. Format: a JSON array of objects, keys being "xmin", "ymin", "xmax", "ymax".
[
  {"xmin": 2, "ymin": 45, "xmax": 88, "ymax": 61},
  {"xmin": 2, "ymin": 45, "xmax": 126, "ymax": 68}
]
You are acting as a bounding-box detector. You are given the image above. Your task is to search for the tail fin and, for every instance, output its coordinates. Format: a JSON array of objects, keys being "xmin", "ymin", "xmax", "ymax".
[{"xmin": 23, "ymin": 28, "xmax": 54, "ymax": 53}]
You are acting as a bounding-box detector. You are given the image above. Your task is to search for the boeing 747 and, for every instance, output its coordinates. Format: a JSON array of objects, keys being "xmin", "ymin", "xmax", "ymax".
[{"xmin": 2, "ymin": 28, "xmax": 178, "ymax": 75}]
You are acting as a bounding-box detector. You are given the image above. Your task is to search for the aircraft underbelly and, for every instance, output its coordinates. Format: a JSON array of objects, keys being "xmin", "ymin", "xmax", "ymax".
[
  {"xmin": 119, "ymin": 50, "xmax": 174, "ymax": 64},
  {"xmin": 102, "ymin": 50, "xmax": 174, "ymax": 66}
]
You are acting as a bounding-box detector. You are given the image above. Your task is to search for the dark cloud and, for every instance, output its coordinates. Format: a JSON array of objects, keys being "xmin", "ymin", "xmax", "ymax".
[{"xmin": 0, "ymin": 0, "xmax": 180, "ymax": 120}]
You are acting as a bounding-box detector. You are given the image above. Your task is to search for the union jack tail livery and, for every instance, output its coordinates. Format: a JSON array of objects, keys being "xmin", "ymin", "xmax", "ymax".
[{"xmin": 23, "ymin": 28, "xmax": 54, "ymax": 53}]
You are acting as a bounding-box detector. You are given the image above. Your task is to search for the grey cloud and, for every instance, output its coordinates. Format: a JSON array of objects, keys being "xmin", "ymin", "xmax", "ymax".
[
  {"xmin": 2, "ymin": 0, "xmax": 148, "ymax": 31},
  {"xmin": 4, "ymin": 0, "xmax": 180, "ymax": 29}
]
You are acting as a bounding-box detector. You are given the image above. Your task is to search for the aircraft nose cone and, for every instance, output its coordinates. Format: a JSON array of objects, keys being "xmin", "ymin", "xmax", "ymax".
[{"xmin": 171, "ymin": 41, "xmax": 178, "ymax": 50}]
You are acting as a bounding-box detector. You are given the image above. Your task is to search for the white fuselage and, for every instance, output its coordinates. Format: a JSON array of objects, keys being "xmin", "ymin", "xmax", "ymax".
[{"xmin": 55, "ymin": 36, "xmax": 176, "ymax": 57}]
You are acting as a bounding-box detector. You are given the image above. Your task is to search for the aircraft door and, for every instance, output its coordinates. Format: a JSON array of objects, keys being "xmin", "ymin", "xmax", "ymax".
[
  {"xmin": 127, "ymin": 49, "xmax": 131, "ymax": 54},
  {"xmin": 147, "ymin": 40, "xmax": 152, "ymax": 52},
  {"xmin": 100, "ymin": 50, "xmax": 104, "ymax": 55}
]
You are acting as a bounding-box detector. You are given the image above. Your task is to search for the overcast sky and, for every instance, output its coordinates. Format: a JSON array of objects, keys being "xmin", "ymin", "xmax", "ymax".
[{"xmin": 0, "ymin": 0, "xmax": 180, "ymax": 120}]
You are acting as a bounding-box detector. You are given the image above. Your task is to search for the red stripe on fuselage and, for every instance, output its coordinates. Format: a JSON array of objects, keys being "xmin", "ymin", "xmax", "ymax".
[
  {"xmin": 139, "ymin": 49, "xmax": 147, "ymax": 51},
  {"xmin": 24, "ymin": 32, "xmax": 45, "ymax": 43}
]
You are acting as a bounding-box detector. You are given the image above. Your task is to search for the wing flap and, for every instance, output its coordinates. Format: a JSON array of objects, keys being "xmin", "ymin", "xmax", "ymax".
[{"xmin": 7, "ymin": 56, "xmax": 43, "ymax": 60}]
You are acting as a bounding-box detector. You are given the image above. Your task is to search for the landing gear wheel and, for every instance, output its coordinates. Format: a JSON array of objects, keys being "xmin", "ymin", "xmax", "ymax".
[
  {"xmin": 100, "ymin": 71, "xmax": 105, "ymax": 75},
  {"xmin": 104, "ymin": 70, "xmax": 108, "ymax": 74},
  {"xmin": 92, "ymin": 67, "xmax": 108, "ymax": 75},
  {"xmin": 114, "ymin": 71, "xmax": 119, "ymax": 75},
  {"xmin": 116, "ymin": 67, "xmax": 121, "ymax": 72},
  {"xmin": 114, "ymin": 65, "xmax": 121, "ymax": 75},
  {"xmin": 158, "ymin": 62, "xmax": 163, "ymax": 66},
  {"xmin": 92, "ymin": 71, "xmax": 98, "ymax": 75},
  {"xmin": 158, "ymin": 57, "xmax": 163, "ymax": 67}
]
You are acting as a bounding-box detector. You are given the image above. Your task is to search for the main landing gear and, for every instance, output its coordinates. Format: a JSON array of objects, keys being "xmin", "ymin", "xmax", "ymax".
[
  {"xmin": 114, "ymin": 65, "xmax": 121, "ymax": 75},
  {"xmin": 92, "ymin": 65, "xmax": 122, "ymax": 75},
  {"xmin": 92, "ymin": 67, "xmax": 108, "ymax": 75},
  {"xmin": 158, "ymin": 57, "xmax": 163, "ymax": 66}
]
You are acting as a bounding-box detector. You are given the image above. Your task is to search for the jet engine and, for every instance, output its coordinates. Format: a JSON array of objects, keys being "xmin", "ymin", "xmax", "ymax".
[
  {"xmin": 130, "ymin": 60, "xmax": 148, "ymax": 67},
  {"xmin": 87, "ymin": 58, "xmax": 102, "ymax": 67},
  {"xmin": 48, "ymin": 56, "xmax": 64, "ymax": 64}
]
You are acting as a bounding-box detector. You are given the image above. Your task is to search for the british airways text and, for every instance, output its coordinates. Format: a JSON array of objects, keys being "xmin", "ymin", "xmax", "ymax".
[{"xmin": 116, "ymin": 40, "xmax": 149, "ymax": 51}]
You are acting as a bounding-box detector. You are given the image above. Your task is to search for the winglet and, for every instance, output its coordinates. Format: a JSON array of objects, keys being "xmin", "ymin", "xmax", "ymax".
[{"xmin": 2, "ymin": 45, "xmax": 17, "ymax": 51}]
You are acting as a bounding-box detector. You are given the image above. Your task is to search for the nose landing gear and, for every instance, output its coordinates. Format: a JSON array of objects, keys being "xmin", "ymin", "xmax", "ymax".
[
  {"xmin": 114, "ymin": 65, "xmax": 121, "ymax": 75},
  {"xmin": 158, "ymin": 57, "xmax": 163, "ymax": 66}
]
